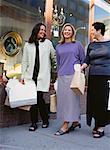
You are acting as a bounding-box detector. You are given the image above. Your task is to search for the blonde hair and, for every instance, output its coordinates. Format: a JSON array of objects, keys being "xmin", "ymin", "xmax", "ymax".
[{"xmin": 59, "ymin": 23, "xmax": 76, "ymax": 44}]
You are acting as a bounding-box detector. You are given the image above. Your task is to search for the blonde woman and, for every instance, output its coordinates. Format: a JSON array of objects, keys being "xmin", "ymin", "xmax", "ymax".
[{"xmin": 55, "ymin": 23, "xmax": 85, "ymax": 135}]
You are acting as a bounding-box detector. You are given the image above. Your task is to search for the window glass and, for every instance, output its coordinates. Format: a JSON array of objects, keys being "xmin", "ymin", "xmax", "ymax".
[
  {"xmin": 52, "ymin": 0, "xmax": 89, "ymax": 48},
  {"xmin": 69, "ymin": 0, "xmax": 76, "ymax": 11},
  {"xmin": 59, "ymin": 0, "xmax": 67, "ymax": 7},
  {"xmin": 78, "ymin": 5, "xmax": 85, "ymax": 15},
  {"xmin": 94, "ymin": 0, "xmax": 110, "ymax": 39},
  {"xmin": 0, "ymin": 0, "xmax": 45, "ymax": 69},
  {"xmin": 0, "ymin": 0, "xmax": 45, "ymax": 39}
]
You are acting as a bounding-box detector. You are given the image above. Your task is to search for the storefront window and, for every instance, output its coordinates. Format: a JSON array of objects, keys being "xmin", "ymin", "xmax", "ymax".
[
  {"xmin": 0, "ymin": 0, "xmax": 45, "ymax": 38},
  {"xmin": 1, "ymin": 0, "xmax": 109, "ymax": 70},
  {"xmin": 0, "ymin": 0, "xmax": 45, "ymax": 70},
  {"xmin": 52, "ymin": 0, "xmax": 89, "ymax": 47},
  {"xmin": 59, "ymin": 0, "xmax": 67, "ymax": 7},
  {"xmin": 94, "ymin": 0, "xmax": 110, "ymax": 39},
  {"xmin": 69, "ymin": 0, "xmax": 76, "ymax": 11}
]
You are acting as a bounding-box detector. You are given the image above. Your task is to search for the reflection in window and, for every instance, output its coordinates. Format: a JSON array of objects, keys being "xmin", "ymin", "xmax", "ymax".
[
  {"xmin": 69, "ymin": 16, "xmax": 76, "ymax": 24},
  {"xmin": 4, "ymin": 37, "xmax": 17, "ymax": 53},
  {"xmin": 69, "ymin": 0, "xmax": 76, "ymax": 11},
  {"xmin": 59, "ymin": 0, "xmax": 67, "ymax": 7},
  {"xmin": 95, "ymin": 5, "xmax": 110, "ymax": 20},
  {"xmin": 79, "ymin": 5, "xmax": 85, "ymax": 15},
  {"xmin": 94, "ymin": 3, "xmax": 110, "ymax": 39},
  {"xmin": 11, "ymin": 0, "xmax": 45, "ymax": 12},
  {"xmin": 76, "ymin": 20, "xmax": 83, "ymax": 27}
]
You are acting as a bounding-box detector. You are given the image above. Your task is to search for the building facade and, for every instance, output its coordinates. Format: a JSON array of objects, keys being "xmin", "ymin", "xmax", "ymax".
[{"xmin": 0, "ymin": 0, "xmax": 110, "ymax": 73}]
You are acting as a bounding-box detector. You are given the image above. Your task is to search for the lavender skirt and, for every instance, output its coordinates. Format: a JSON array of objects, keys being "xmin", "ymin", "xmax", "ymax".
[{"xmin": 57, "ymin": 75, "xmax": 81, "ymax": 122}]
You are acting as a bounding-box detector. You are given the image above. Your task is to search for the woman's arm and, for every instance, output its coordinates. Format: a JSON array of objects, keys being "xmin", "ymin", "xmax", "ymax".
[
  {"xmin": 81, "ymin": 63, "xmax": 88, "ymax": 71},
  {"xmin": 78, "ymin": 41, "xmax": 85, "ymax": 64},
  {"xmin": 80, "ymin": 43, "xmax": 91, "ymax": 71}
]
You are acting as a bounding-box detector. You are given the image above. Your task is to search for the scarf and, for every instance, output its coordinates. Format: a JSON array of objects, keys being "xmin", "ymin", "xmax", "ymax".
[{"xmin": 32, "ymin": 41, "xmax": 40, "ymax": 85}]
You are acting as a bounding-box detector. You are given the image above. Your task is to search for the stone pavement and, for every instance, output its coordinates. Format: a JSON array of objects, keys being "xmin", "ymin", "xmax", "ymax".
[{"xmin": 0, "ymin": 115, "xmax": 110, "ymax": 150}]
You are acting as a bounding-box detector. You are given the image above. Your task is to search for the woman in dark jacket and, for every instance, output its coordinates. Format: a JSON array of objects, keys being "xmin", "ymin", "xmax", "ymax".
[{"xmin": 81, "ymin": 22, "xmax": 110, "ymax": 138}]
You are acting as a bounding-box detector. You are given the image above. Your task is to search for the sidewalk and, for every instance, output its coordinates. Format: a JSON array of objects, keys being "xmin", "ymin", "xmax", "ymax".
[{"xmin": 0, "ymin": 115, "xmax": 110, "ymax": 150}]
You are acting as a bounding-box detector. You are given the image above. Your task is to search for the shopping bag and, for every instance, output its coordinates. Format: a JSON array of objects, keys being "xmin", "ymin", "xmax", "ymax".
[
  {"xmin": 107, "ymin": 80, "xmax": 110, "ymax": 110},
  {"xmin": 54, "ymin": 79, "xmax": 58, "ymax": 92},
  {"xmin": 18, "ymin": 105, "xmax": 31, "ymax": 111},
  {"xmin": 4, "ymin": 95, "xmax": 10, "ymax": 106},
  {"xmin": 50, "ymin": 94, "xmax": 57, "ymax": 113},
  {"xmin": 5, "ymin": 79, "xmax": 37, "ymax": 108},
  {"xmin": 108, "ymin": 96, "xmax": 110, "ymax": 110},
  {"xmin": 70, "ymin": 64, "xmax": 85, "ymax": 95},
  {"xmin": 4, "ymin": 95, "xmax": 31, "ymax": 111}
]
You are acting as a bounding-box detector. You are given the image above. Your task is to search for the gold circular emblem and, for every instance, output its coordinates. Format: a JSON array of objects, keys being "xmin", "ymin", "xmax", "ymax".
[{"xmin": 1, "ymin": 31, "xmax": 22, "ymax": 57}]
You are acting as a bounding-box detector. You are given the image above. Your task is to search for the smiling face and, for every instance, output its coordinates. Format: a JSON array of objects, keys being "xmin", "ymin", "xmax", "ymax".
[
  {"xmin": 37, "ymin": 25, "xmax": 46, "ymax": 39},
  {"xmin": 63, "ymin": 25, "xmax": 73, "ymax": 40},
  {"xmin": 90, "ymin": 26, "xmax": 101, "ymax": 40}
]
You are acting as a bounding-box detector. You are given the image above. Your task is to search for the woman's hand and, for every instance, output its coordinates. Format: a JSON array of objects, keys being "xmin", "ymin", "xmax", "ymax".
[
  {"xmin": 81, "ymin": 63, "xmax": 88, "ymax": 71},
  {"xmin": 19, "ymin": 79, "xmax": 25, "ymax": 84}
]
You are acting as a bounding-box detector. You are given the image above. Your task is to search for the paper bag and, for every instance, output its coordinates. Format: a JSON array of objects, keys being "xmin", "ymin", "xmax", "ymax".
[
  {"xmin": 70, "ymin": 64, "xmax": 85, "ymax": 95},
  {"xmin": 5, "ymin": 96, "xmax": 31, "ymax": 111},
  {"xmin": 108, "ymin": 96, "xmax": 110, "ymax": 110},
  {"xmin": 19, "ymin": 105, "xmax": 31, "ymax": 111},
  {"xmin": 107, "ymin": 80, "xmax": 110, "ymax": 110},
  {"xmin": 4, "ymin": 95, "xmax": 10, "ymax": 106},
  {"xmin": 50, "ymin": 94, "xmax": 57, "ymax": 113},
  {"xmin": 5, "ymin": 79, "xmax": 37, "ymax": 108}
]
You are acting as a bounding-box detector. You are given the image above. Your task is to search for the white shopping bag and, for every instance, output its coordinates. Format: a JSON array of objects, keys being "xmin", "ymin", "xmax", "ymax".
[
  {"xmin": 5, "ymin": 79, "xmax": 37, "ymax": 108},
  {"xmin": 54, "ymin": 79, "xmax": 58, "ymax": 92},
  {"xmin": 108, "ymin": 80, "xmax": 110, "ymax": 110},
  {"xmin": 4, "ymin": 95, "xmax": 31, "ymax": 111},
  {"xmin": 108, "ymin": 97, "xmax": 110, "ymax": 110}
]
